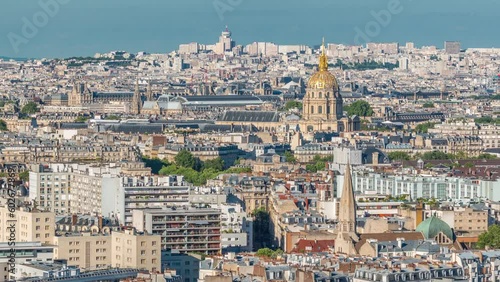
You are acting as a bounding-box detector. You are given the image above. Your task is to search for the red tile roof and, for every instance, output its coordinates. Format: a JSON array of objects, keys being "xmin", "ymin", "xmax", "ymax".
[{"xmin": 291, "ymin": 239, "xmax": 335, "ymax": 253}]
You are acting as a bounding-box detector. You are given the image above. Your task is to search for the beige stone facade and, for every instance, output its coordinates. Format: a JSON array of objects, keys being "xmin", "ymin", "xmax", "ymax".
[
  {"xmin": 0, "ymin": 205, "xmax": 55, "ymax": 245},
  {"xmin": 54, "ymin": 229, "xmax": 161, "ymax": 271}
]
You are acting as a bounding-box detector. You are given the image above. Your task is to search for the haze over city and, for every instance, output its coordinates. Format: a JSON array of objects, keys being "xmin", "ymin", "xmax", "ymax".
[{"xmin": 2, "ymin": 0, "xmax": 500, "ymax": 58}]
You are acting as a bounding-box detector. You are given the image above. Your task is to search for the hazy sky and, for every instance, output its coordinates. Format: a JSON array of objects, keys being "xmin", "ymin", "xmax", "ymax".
[{"xmin": 1, "ymin": 0, "xmax": 499, "ymax": 58}]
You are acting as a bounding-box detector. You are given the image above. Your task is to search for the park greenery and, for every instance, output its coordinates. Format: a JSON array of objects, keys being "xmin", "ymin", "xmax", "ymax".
[
  {"xmin": 414, "ymin": 122, "xmax": 437, "ymax": 133},
  {"xmin": 143, "ymin": 151, "xmax": 251, "ymax": 186},
  {"xmin": 284, "ymin": 100, "xmax": 303, "ymax": 111},
  {"xmin": 74, "ymin": 116, "xmax": 90, "ymax": 123},
  {"xmin": 0, "ymin": 120, "xmax": 7, "ymax": 131},
  {"xmin": 104, "ymin": 115, "xmax": 121, "ymax": 120},
  {"xmin": 21, "ymin": 102, "xmax": 39, "ymax": 114},
  {"xmin": 255, "ymin": 248, "xmax": 284, "ymax": 258},
  {"xmin": 306, "ymin": 155, "xmax": 334, "ymax": 173},
  {"xmin": 333, "ymin": 59, "xmax": 399, "ymax": 71},
  {"xmin": 477, "ymin": 225, "xmax": 500, "ymax": 249},
  {"xmin": 422, "ymin": 102, "xmax": 435, "ymax": 108},
  {"xmin": 19, "ymin": 171, "xmax": 29, "ymax": 181},
  {"xmin": 284, "ymin": 151, "xmax": 296, "ymax": 163},
  {"xmin": 475, "ymin": 116, "xmax": 500, "ymax": 125},
  {"xmin": 344, "ymin": 100, "xmax": 374, "ymax": 117}
]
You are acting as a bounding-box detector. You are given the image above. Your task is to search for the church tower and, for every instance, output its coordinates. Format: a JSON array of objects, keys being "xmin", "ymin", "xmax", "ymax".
[
  {"xmin": 131, "ymin": 80, "xmax": 142, "ymax": 114},
  {"xmin": 146, "ymin": 81, "xmax": 153, "ymax": 101},
  {"xmin": 69, "ymin": 82, "xmax": 92, "ymax": 106},
  {"xmin": 301, "ymin": 39, "xmax": 344, "ymax": 132},
  {"xmin": 335, "ymin": 162, "xmax": 359, "ymax": 255}
]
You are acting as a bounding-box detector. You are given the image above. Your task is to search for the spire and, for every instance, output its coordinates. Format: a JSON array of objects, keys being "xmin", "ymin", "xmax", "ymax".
[
  {"xmin": 338, "ymin": 161, "xmax": 356, "ymax": 233},
  {"xmin": 319, "ymin": 38, "xmax": 328, "ymax": 71}
]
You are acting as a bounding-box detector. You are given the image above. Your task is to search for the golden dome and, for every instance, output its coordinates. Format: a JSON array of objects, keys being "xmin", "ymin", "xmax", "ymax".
[{"xmin": 307, "ymin": 39, "xmax": 339, "ymax": 90}]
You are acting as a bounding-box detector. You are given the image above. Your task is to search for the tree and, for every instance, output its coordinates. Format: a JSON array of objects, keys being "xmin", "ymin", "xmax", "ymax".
[
  {"xmin": 284, "ymin": 151, "xmax": 296, "ymax": 163},
  {"xmin": 284, "ymin": 100, "xmax": 303, "ymax": 111},
  {"xmin": 255, "ymin": 248, "xmax": 274, "ymax": 257},
  {"xmin": 175, "ymin": 150, "xmax": 197, "ymax": 170},
  {"xmin": 74, "ymin": 116, "xmax": 89, "ymax": 123},
  {"xmin": 0, "ymin": 119, "xmax": 7, "ymax": 131},
  {"xmin": 143, "ymin": 157, "xmax": 169, "ymax": 174},
  {"xmin": 477, "ymin": 153, "xmax": 497, "ymax": 160},
  {"xmin": 422, "ymin": 102, "xmax": 434, "ymax": 108},
  {"xmin": 255, "ymin": 248, "xmax": 283, "ymax": 258},
  {"xmin": 477, "ymin": 225, "xmax": 500, "ymax": 249},
  {"xmin": 21, "ymin": 102, "xmax": 39, "ymax": 114},
  {"xmin": 105, "ymin": 115, "xmax": 121, "ymax": 120},
  {"xmin": 252, "ymin": 207, "xmax": 271, "ymax": 249},
  {"xmin": 305, "ymin": 155, "xmax": 332, "ymax": 172},
  {"xmin": 415, "ymin": 122, "xmax": 436, "ymax": 133},
  {"xmin": 388, "ymin": 151, "xmax": 411, "ymax": 161},
  {"xmin": 344, "ymin": 100, "xmax": 373, "ymax": 117},
  {"xmin": 421, "ymin": 150, "xmax": 451, "ymax": 160},
  {"xmin": 19, "ymin": 170, "xmax": 29, "ymax": 182},
  {"xmin": 202, "ymin": 157, "xmax": 224, "ymax": 172}
]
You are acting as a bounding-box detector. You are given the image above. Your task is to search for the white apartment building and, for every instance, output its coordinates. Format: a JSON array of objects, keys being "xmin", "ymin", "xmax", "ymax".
[
  {"xmin": 337, "ymin": 169, "xmax": 500, "ymax": 201},
  {"xmin": 217, "ymin": 203, "xmax": 253, "ymax": 252}
]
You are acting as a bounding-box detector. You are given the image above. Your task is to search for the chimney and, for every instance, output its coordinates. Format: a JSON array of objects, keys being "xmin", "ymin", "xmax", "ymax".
[
  {"xmin": 397, "ymin": 238, "xmax": 404, "ymax": 249},
  {"xmin": 372, "ymin": 152, "xmax": 379, "ymax": 165},
  {"xmin": 71, "ymin": 214, "xmax": 77, "ymax": 225},
  {"xmin": 98, "ymin": 215, "xmax": 103, "ymax": 231}
]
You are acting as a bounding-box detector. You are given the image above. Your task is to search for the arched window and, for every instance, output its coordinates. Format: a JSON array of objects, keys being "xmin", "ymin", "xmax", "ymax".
[
  {"xmin": 310, "ymin": 106, "xmax": 314, "ymax": 114},
  {"xmin": 318, "ymin": 106, "xmax": 323, "ymax": 114},
  {"xmin": 326, "ymin": 92, "xmax": 330, "ymax": 98},
  {"xmin": 310, "ymin": 92, "xmax": 314, "ymax": 98}
]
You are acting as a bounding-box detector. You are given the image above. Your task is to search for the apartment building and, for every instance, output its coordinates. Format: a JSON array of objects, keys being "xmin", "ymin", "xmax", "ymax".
[
  {"xmin": 29, "ymin": 163, "xmax": 151, "ymax": 217},
  {"xmin": 0, "ymin": 242, "xmax": 55, "ymax": 282},
  {"xmin": 0, "ymin": 205, "xmax": 55, "ymax": 245},
  {"xmin": 103, "ymin": 175, "xmax": 190, "ymax": 225},
  {"xmin": 440, "ymin": 207, "xmax": 489, "ymax": 235},
  {"xmin": 219, "ymin": 203, "xmax": 252, "ymax": 252},
  {"xmin": 342, "ymin": 169, "xmax": 500, "ymax": 201},
  {"xmin": 53, "ymin": 228, "xmax": 161, "ymax": 271},
  {"xmin": 112, "ymin": 229, "xmax": 161, "ymax": 271},
  {"xmin": 133, "ymin": 207, "xmax": 221, "ymax": 255}
]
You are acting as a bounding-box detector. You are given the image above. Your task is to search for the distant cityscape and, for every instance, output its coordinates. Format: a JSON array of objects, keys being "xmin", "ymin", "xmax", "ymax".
[{"xmin": 1, "ymin": 25, "xmax": 500, "ymax": 282}]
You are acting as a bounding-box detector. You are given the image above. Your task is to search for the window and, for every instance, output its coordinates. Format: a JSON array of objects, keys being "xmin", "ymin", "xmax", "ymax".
[
  {"xmin": 318, "ymin": 106, "xmax": 323, "ymax": 114},
  {"xmin": 310, "ymin": 106, "xmax": 314, "ymax": 114}
]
